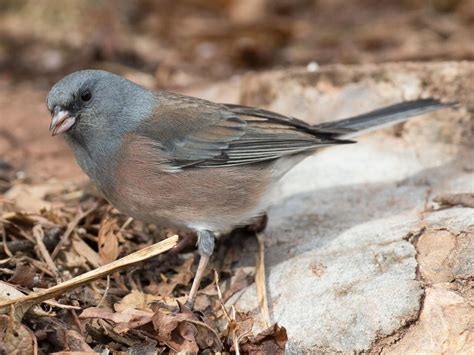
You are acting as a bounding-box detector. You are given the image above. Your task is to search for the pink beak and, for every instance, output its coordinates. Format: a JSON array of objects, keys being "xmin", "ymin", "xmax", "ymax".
[{"xmin": 50, "ymin": 108, "xmax": 76, "ymax": 136}]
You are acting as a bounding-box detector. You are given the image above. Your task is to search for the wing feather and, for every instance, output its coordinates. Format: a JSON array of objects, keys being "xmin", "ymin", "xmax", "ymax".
[{"xmin": 135, "ymin": 94, "xmax": 351, "ymax": 170}]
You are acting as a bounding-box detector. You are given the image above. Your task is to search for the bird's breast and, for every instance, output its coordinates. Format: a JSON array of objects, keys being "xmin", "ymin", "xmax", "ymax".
[{"xmin": 110, "ymin": 134, "xmax": 274, "ymax": 232}]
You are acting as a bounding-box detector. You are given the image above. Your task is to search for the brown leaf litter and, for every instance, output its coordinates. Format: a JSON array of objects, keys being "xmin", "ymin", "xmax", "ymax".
[{"xmin": 0, "ymin": 175, "xmax": 287, "ymax": 353}]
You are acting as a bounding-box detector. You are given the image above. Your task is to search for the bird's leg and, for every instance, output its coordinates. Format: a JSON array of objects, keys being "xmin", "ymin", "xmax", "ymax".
[{"xmin": 185, "ymin": 229, "xmax": 215, "ymax": 308}]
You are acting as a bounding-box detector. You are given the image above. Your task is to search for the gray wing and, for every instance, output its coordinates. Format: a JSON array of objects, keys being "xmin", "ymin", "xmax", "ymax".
[{"xmin": 137, "ymin": 93, "xmax": 352, "ymax": 170}]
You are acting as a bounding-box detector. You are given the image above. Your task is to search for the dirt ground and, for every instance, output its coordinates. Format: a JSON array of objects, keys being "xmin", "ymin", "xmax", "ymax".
[{"xmin": 0, "ymin": 1, "xmax": 472, "ymax": 353}]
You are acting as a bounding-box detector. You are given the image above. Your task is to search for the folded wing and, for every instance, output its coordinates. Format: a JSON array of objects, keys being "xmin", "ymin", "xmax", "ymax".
[{"xmin": 135, "ymin": 93, "xmax": 351, "ymax": 170}]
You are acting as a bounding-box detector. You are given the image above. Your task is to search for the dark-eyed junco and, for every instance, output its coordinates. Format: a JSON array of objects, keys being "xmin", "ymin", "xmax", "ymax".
[{"xmin": 47, "ymin": 70, "xmax": 453, "ymax": 306}]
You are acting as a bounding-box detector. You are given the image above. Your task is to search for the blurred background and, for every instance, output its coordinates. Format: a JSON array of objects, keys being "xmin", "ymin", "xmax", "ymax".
[
  {"xmin": 1, "ymin": 0, "xmax": 473, "ymax": 87},
  {"xmin": 0, "ymin": 0, "xmax": 473, "ymax": 182}
]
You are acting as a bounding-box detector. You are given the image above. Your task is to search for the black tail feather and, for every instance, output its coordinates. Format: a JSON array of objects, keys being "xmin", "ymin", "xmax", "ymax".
[{"xmin": 315, "ymin": 99, "xmax": 457, "ymax": 137}]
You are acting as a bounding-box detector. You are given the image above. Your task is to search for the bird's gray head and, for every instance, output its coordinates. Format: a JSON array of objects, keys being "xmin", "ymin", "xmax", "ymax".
[{"xmin": 47, "ymin": 70, "xmax": 153, "ymax": 139}]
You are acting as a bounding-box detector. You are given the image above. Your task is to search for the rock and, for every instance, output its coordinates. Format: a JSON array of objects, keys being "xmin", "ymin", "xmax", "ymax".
[
  {"xmin": 417, "ymin": 229, "xmax": 456, "ymax": 284},
  {"xmin": 376, "ymin": 209, "xmax": 473, "ymax": 354},
  {"xmin": 383, "ymin": 287, "xmax": 473, "ymax": 354},
  {"xmin": 204, "ymin": 62, "xmax": 473, "ymax": 352},
  {"xmin": 420, "ymin": 208, "xmax": 474, "ymax": 285}
]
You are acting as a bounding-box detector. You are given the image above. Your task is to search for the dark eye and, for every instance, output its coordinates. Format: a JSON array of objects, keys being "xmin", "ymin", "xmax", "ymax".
[{"xmin": 80, "ymin": 89, "xmax": 92, "ymax": 102}]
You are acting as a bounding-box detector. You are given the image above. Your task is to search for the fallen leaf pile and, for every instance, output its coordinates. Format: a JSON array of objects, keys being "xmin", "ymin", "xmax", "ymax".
[{"xmin": 0, "ymin": 175, "xmax": 287, "ymax": 354}]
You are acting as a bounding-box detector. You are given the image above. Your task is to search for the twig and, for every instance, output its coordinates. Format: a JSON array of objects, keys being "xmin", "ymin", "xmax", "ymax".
[
  {"xmin": 43, "ymin": 299, "xmax": 81, "ymax": 310},
  {"xmin": 119, "ymin": 217, "xmax": 134, "ymax": 232},
  {"xmin": 32, "ymin": 225, "xmax": 58, "ymax": 279},
  {"xmin": 236, "ymin": 329, "xmax": 252, "ymax": 351},
  {"xmin": 97, "ymin": 275, "xmax": 111, "ymax": 308},
  {"xmin": 70, "ymin": 308, "xmax": 84, "ymax": 334},
  {"xmin": 1, "ymin": 216, "xmax": 43, "ymax": 242},
  {"xmin": 255, "ymin": 233, "xmax": 270, "ymax": 327},
  {"xmin": 1, "ymin": 225, "xmax": 13, "ymax": 258},
  {"xmin": 0, "ymin": 235, "xmax": 178, "ymax": 313},
  {"xmin": 231, "ymin": 305, "xmax": 240, "ymax": 355},
  {"xmin": 214, "ymin": 270, "xmax": 231, "ymax": 322},
  {"xmin": 51, "ymin": 204, "xmax": 97, "ymax": 260},
  {"xmin": 0, "ymin": 258, "xmax": 11, "ymax": 265}
]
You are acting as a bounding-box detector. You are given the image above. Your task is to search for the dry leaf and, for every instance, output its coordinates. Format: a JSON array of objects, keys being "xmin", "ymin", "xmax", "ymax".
[
  {"xmin": 113, "ymin": 314, "xmax": 155, "ymax": 334},
  {"xmin": 4, "ymin": 183, "xmax": 66, "ymax": 213},
  {"xmin": 0, "ymin": 280, "xmax": 26, "ymax": 301},
  {"xmin": 156, "ymin": 256, "xmax": 194, "ymax": 297},
  {"xmin": 80, "ymin": 306, "xmax": 153, "ymax": 324},
  {"xmin": 98, "ymin": 215, "xmax": 120, "ymax": 264},
  {"xmin": 150, "ymin": 306, "xmax": 223, "ymax": 353},
  {"xmin": 192, "ymin": 317, "xmax": 222, "ymax": 351},
  {"xmin": 0, "ymin": 315, "xmax": 35, "ymax": 355},
  {"xmin": 8, "ymin": 259, "xmax": 40, "ymax": 288},
  {"xmin": 173, "ymin": 321, "xmax": 199, "ymax": 354},
  {"xmin": 72, "ymin": 234, "xmax": 101, "ymax": 268},
  {"xmin": 114, "ymin": 289, "xmax": 163, "ymax": 312},
  {"xmin": 152, "ymin": 308, "xmax": 187, "ymax": 342},
  {"xmin": 61, "ymin": 249, "xmax": 88, "ymax": 268},
  {"xmin": 239, "ymin": 323, "xmax": 288, "ymax": 354},
  {"xmin": 80, "ymin": 306, "xmax": 154, "ymax": 334},
  {"xmin": 53, "ymin": 329, "xmax": 95, "ymax": 353}
]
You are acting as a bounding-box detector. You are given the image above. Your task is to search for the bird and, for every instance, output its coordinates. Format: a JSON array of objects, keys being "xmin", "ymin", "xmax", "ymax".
[{"xmin": 47, "ymin": 69, "xmax": 454, "ymax": 307}]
